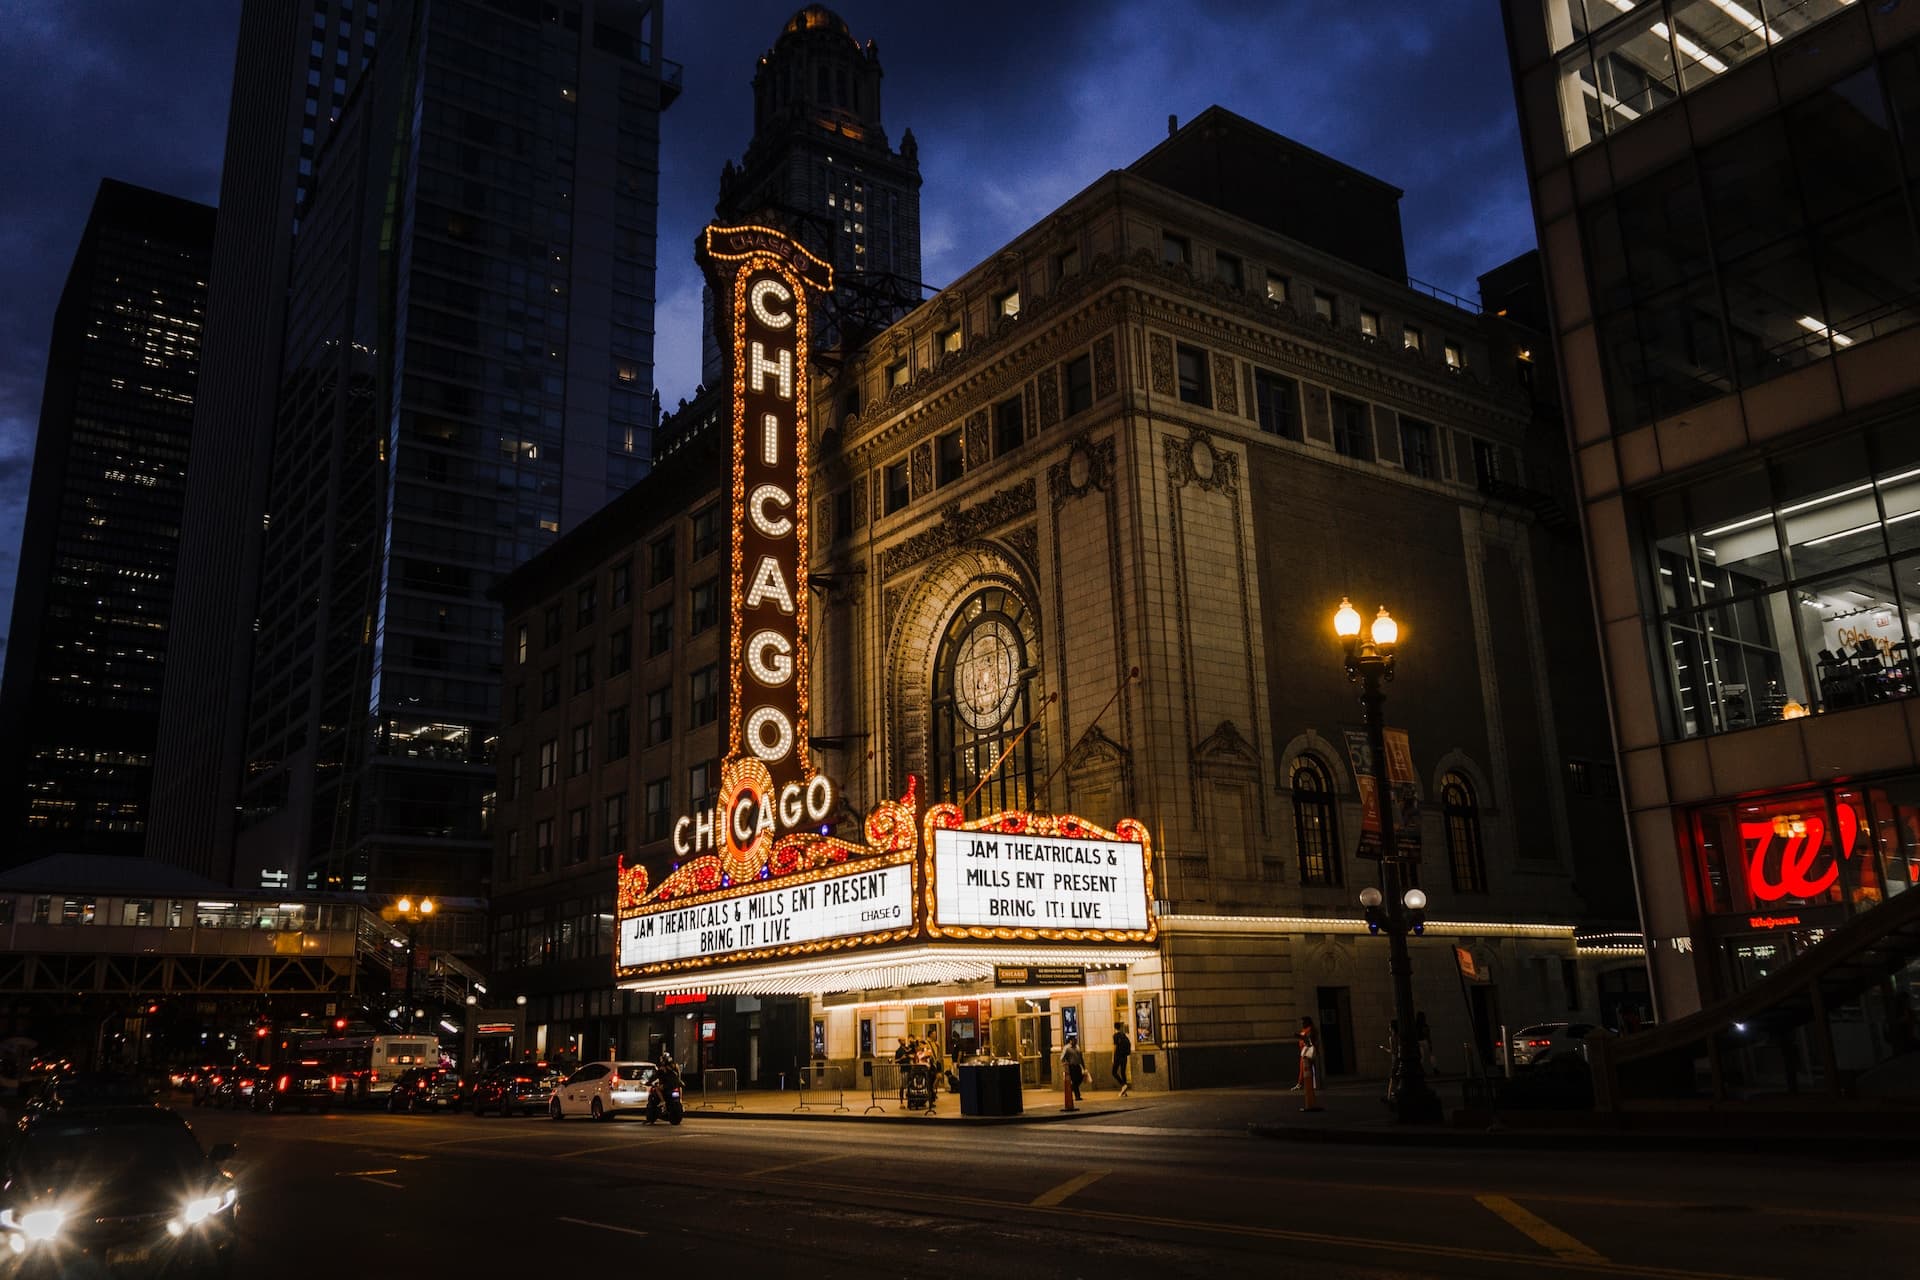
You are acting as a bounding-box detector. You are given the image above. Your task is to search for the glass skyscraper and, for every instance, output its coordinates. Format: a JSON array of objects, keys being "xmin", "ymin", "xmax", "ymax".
[{"xmin": 233, "ymin": 0, "xmax": 679, "ymax": 895}]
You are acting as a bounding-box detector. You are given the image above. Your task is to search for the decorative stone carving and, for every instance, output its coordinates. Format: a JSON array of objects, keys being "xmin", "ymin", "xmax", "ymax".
[
  {"xmin": 1066, "ymin": 723, "xmax": 1132, "ymax": 779},
  {"xmin": 1003, "ymin": 524, "xmax": 1038, "ymax": 575},
  {"xmin": 879, "ymin": 479, "xmax": 1037, "ymax": 580},
  {"xmin": 851, "ymin": 473, "xmax": 867, "ymax": 530},
  {"xmin": 1190, "ymin": 438, "xmax": 1216, "ymax": 484},
  {"xmin": 1195, "ymin": 719, "xmax": 1259, "ymax": 768},
  {"xmin": 1048, "ymin": 434, "xmax": 1113, "ymax": 507},
  {"xmin": 1211, "ymin": 352, "xmax": 1239, "ymax": 415},
  {"xmin": 1166, "ymin": 429, "xmax": 1236, "ymax": 496},
  {"xmin": 910, "ymin": 441, "xmax": 933, "ymax": 500},
  {"xmin": 964, "ymin": 409, "xmax": 989, "ymax": 469},
  {"xmin": 1092, "ymin": 333, "xmax": 1117, "ymax": 399},
  {"xmin": 1149, "ymin": 333, "xmax": 1174, "ymax": 396},
  {"xmin": 1037, "ymin": 365, "xmax": 1060, "ymax": 430}
]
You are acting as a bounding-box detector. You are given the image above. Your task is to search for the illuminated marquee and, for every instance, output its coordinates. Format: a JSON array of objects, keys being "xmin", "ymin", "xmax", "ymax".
[{"xmin": 923, "ymin": 805, "xmax": 1157, "ymax": 945}]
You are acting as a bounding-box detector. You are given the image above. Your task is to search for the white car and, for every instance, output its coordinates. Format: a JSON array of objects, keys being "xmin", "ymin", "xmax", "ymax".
[
  {"xmin": 1509, "ymin": 1022, "xmax": 1611, "ymax": 1068},
  {"xmin": 549, "ymin": 1060, "xmax": 659, "ymax": 1121}
]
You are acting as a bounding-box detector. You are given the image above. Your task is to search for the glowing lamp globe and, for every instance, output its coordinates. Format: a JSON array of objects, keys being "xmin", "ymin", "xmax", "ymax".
[
  {"xmin": 1403, "ymin": 888, "xmax": 1428, "ymax": 912},
  {"xmin": 1334, "ymin": 598, "xmax": 1362, "ymax": 639},
  {"xmin": 1371, "ymin": 607, "xmax": 1399, "ymax": 647},
  {"xmin": 1358, "ymin": 887, "xmax": 1383, "ymax": 909}
]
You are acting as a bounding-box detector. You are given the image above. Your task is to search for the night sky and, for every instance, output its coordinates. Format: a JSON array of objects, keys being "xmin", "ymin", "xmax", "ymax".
[{"xmin": 0, "ymin": 1, "xmax": 1535, "ymax": 665}]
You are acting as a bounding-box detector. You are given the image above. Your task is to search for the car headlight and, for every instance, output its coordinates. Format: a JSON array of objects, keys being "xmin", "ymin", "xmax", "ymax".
[
  {"xmin": 180, "ymin": 1188, "xmax": 238, "ymax": 1227},
  {"xmin": 0, "ymin": 1206, "xmax": 66, "ymax": 1243}
]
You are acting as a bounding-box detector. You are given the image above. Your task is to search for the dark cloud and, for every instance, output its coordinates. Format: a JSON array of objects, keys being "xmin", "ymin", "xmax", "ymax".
[{"xmin": 0, "ymin": 0, "xmax": 1534, "ymax": 651}]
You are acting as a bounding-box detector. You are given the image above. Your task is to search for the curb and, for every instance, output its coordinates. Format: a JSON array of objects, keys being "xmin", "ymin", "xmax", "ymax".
[
  {"xmin": 682, "ymin": 1104, "xmax": 1122, "ymax": 1125},
  {"xmin": 1247, "ymin": 1120, "xmax": 1920, "ymax": 1155}
]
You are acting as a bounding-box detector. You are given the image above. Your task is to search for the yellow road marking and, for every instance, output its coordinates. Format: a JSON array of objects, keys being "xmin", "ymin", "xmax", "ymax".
[
  {"xmin": 556, "ymin": 1142, "xmax": 638, "ymax": 1159},
  {"xmin": 335, "ymin": 1168, "xmax": 398, "ymax": 1177},
  {"xmin": 1030, "ymin": 1170, "xmax": 1109, "ymax": 1208},
  {"xmin": 359, "ymin": 1176, "xmax": 405, "ymax": 1189},
  {"xmin": 746, "ymin": 1152, "xmax": 847, "ymax": 1178},
  {"xmin": 1478, "ymin": 1194, "xmax": 1606, "ymax": 1263}
]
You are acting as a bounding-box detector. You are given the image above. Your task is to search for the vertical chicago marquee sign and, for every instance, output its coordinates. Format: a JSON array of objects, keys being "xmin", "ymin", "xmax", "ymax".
[{"xmin": 615, "ymin": 224, "xmax": 919, "ymax": 983}]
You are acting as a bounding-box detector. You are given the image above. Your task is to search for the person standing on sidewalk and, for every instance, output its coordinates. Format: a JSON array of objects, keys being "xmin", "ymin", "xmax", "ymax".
[
  {"xmin": 1061, "ymin": 1037, "xmax": 1085, "ymax": 1111},
  {"xmin": 1111, "ymin": 1022, "xmax": 1132, "ymax": 1097},
  {"xmin": 1297, "ymin": 1017, "xmax": 1322, "ymax": 1112}
]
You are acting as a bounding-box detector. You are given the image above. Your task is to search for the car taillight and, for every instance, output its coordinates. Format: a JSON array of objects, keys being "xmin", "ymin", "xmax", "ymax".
[
  {"xmin": 279, "ymin": 1075, "xmax": 290, "ymax": 1091},
  {"xmin": 1527, "ymin": 1039, "xmax": 1552, "ymax": 1047},
  {"xmin": 371, "ymin": 1070, "xmax": 379, "ymax": 1082}
]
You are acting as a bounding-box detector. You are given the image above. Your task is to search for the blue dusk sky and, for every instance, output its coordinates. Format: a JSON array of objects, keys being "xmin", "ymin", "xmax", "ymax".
[{"xmin": 0, "ymin": 0, "xmax": 1537, "ymax": 666}]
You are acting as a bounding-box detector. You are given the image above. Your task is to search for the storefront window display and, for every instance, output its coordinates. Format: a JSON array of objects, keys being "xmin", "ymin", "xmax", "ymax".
[{"xmin": 1644, "ymin": 419, "xmax": 1920, "ymax": 739}]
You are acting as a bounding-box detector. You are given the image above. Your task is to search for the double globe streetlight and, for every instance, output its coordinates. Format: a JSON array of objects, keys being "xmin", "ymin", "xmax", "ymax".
[
  {"xmin": 1334, "ymin": 598, "xmax": 1442, "ymax": 1124},
  {"xmin": 393, "ymin": 897, "xmax": 435, "ymax": 1033}
]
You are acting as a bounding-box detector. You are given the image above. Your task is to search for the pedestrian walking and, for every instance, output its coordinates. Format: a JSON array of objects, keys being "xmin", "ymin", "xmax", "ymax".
[
  {"xmin": 1297, "ymin": 1017, "xmax": 1322, "ymax": 1112},
  {"xmin": 1110, "ymin": 1021, "xmax": 1132, "ymax": 1097},
  {"xmin": 1061, "ymin": 1037, "xmax": 1085, "ymax": 1111},
  {"xmin": 893, "ymin": 1038, "xmax": 911, "ymax": 1103}
]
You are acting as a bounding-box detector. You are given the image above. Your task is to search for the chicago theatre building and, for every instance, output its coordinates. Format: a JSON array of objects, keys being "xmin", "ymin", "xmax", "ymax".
[{"xmin": 491, "ymin": 107, "xmax": 1636, "ymax": 1089}]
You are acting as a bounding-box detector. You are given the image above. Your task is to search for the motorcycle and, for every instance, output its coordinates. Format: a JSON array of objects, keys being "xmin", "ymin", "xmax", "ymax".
[{"xmin": 645, "ymin": 1079, "xmax": 684, "ymax": 1126}]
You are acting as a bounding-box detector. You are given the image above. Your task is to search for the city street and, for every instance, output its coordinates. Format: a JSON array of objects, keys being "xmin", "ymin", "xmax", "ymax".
[{"xmin": 170, "ymin": 1091, "xmax": 1910, "ymax": 1278}]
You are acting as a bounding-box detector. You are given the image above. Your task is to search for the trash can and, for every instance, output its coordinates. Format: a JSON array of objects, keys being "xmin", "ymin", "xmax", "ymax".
[{"xmin": 959, "ymin": 1061, "xmax": 1023, "ymax": 1116}]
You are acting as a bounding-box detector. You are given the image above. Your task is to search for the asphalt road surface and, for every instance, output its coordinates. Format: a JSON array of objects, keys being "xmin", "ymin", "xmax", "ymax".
[{"xmin": 169, "ymin": 1095, "xmax": 1906, "ymax": 1279}]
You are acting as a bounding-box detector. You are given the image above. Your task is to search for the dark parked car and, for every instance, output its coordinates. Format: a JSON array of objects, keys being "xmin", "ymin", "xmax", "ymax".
[
  {"xmin": 386, "ymin": 1068, "xmax": 467, "ymax": 1113},
  {"xmin": 0, "ymin": 1107, "xmax": 238, "ymax": 1276},
  {"xmin": 470, "ymin": 1063, "xmax": 563, "ymax": 1117},
  {"xmin": 210, "ymin": 1069, "xmax": 266, "ymax": 1111},
  {"xmin": 21, "ymin": 1072, "xmax": 158, "ymax": 1120},
  {"xmin": 251, "ymin": 1065, "xmax": 335, "ymax": 1115}
]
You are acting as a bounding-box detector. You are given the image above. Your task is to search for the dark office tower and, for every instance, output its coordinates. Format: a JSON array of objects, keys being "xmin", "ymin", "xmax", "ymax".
[
  {"xmin": 233, "ymin": 0, "xmax": 679, "ymax": 896},
  {"xmin": 148, "ymin": 0, "xmax": 378, "ymax": 883},
  {"xmin": 0, "ymin": 180, "xmax": 214, "ymax": 867},
  {"xmin": 701, "ymin": 5, "xmax": 922, "ymax": 381}
]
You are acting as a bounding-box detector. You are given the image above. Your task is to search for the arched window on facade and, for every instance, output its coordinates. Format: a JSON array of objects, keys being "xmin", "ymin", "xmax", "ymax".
[
  {"xmin": 931, "ymin": 586, "xmax": 1037, "ymax": 817},
  {"xmin": 1290, "ymin": 754, "xmax": 1340, "ymax": 886},
  {"xmin": 1443, "ymin": 772, "xmax": 1487, "ymax": 892}
]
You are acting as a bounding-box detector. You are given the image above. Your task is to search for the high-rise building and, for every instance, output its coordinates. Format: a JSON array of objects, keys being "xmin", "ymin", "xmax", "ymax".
[
  {"xmin": 232, "ymin": 0, "xmax": 679, "ymax": 896},
  {"xmin": 701, "ymin": 5, "xmax": 922, "ymax": 383},
  {"xmin": 147, "ymin": 0, "xmax": 379, "ymax": 883},
  {"xmin": 0, "ymin": 180, "xmax": 215, "ymax": 866},
  {"xmin": 1503, "ymin": 1, "xmax": 1920, "ymax": 1017}
]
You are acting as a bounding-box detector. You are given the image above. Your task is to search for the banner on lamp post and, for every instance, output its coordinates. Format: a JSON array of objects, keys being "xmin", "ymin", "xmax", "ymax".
[{"xmin": 1345, "ymin": 727, "xmax": 1422, "ymax": 861}]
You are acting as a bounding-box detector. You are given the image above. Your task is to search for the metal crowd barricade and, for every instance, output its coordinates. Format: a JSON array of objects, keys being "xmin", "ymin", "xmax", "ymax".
[
  {"xmin": 794, "ymin": 1063, "xmax": 846, "ymax": 1112},
  {"xmin": 866, "ymin": 1061, "xmax": 901, "ymax": 1114},
  {"xmin": 697, "ymin": 1066, "xmax": 742, "ymax": 1111}
]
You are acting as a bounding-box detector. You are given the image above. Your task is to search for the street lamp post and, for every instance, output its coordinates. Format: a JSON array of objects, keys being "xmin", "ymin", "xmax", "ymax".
[
  {"xmin": 1334, "ymin": 598, "xmax": 1443, "ymax": 1125},
  {"xmin": 394, "ymin": 897, "xmax": 436, "ymax": 1033}
]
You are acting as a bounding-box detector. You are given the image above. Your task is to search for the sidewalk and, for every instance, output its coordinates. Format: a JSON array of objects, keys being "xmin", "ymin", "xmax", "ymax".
[{"xmin": 685, "ymin": 1080, "xmax": 1171, "ymax": 1125}]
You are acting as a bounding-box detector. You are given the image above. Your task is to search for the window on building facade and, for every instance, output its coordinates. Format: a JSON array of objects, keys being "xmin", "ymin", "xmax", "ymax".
[
  {"xmin": 1176, "ymin": 344, "xmax": 1211, "ymax": 408},
  {"xmin": 689, "ymin": 506, "xmax": 725, "ymax": 563},
  {"xmin": 1253, "ymin": 369, "xmax": 1299, "ymax": 440},
  {"xmin": 543, "ymin": 604, "xmax": 562, "ymax": 646},
  {"xmin": 508, "ymin": 754, "xmax": 522, "ymax": 801},
  {"xmin": 1162, "ymin": 232, "xmax": 1190, "ymax": 266},
  {"xmin": 611, "ymin": 559, "xmax": 631, "ymax": 609},
  {"xmin": 516, "ymin": 625, "xmax": 528, "ymax": 664},
  {"xmin": 1472, "ymin": 439, "xmax": 1503, "ymax": 488},
  {"xmin": 936, "ymin": 429, "xmax": 963, "ymax": 487},
  {"xmin": 644, "ymin": 777, "xmax": 670, "ymax": 842},
  {"xmin": 510, "ymin": 683, "xmax": 525, "ymax": 725},
  {"xmin": 832, "ymin": 487, "xmax": 854, "ymax": 541},
  {"xmin": 1291, "ymin": 755, "xmax": 1341, "ymax": 887},
  {"xmin": 605, "ymin": 792, "xmax": 627, "ymax": 855},
  {"xmin": 1360, "ymin": 308, "xmax": 1381, "ymax": 339},
  {"xmin": 608, "ymin": 627, "xmax": 631, "ymax": 676},
  {"xmin": 647, "ymin": 604, "xmax": 672, "ymax": 656},
  {"xmin": 1215, "ymin": 252, "xmax": 1243, "ymax": 290},
  {"xmin": 1644, "ymin": 422, "xmax": 1920, "ymax": 739},
  {"xmin": 932, "ymin": 586, "xmax": 1036, "ymax": 818},
  {"xmin": 570, "ymin": 723, "xmax": 592, "ymax": 776},
  {"xmin": 993, "ymin": 395, "xmax": 1024, "ymax": 456},
  {"xmin": 535, "ymin": 818, "xmax": 554, "ymax": 872},
  {"xmin": 539, "ymin": 739, "xmax": 557, "ymax": 789},
  {"xmin": 577, "ymin": 584, "xmax": 596, "ymax": 627},
  {"xmin": 1443, "ymin": 773, "xmax": 1487, "ymax": 892},
  {"xmin": 939, "ymin": 326, "xmax": 962, "ymax": 355},
  {"xmin": 887, "ymin": 359, "xmax": 910, "ymax": 389},
  {"xmin": 1445, "ymin": 341, "xmax": 1465, "ymax": 370},
  {"xmin": 607, "ymin": 706, "xmax": 630, "ymax": 762},
  {"xmin": 649, "ymin": 534, "xmax": 674, "ymax": 586},
  {"xmin": 541, "ymin": 667, "xmax": 559, "ymax": 710},
  {"xmin": 573, "ymin": 647, "xmax": 594, "ymax": 694},
  {"xmin": 1567, "ymin": 759, "xmax": 1593, "ymax": 795},
  {"xmin": 690, "ymin": 664, "xmax": 718, "ymax": 727},
  {"xmin": 689, "ymin": 761, "xmax": 716, "ymax": 818},
  {"xmin": 1403, "ymin": 324, "xmax": 1423, "ymax": 353},
  {"xmin": 1053, "ymin": 246, "xmax": 1080, "ymax": 283},
  {"xmin": 568, "ymin": 806, "xmax": 589, "ymax": 863},
  {"xmin": 1064, "ymin": 355, "xmax": 1093, "ymax": 416},
  {"xmin": 504, "ymin": 829, "xmax": 519, "ymax": 881},
  {"xmin": 1266, "ymin": 273, "xmax": 1289, "ymax": 304},
  {"xmin": 884, "ymin": 461, "xmax": 910, "ymax": 515},
  {"xmin": 646, "ymin": 686, "xmax": 672, "ymax": 745},
  {"xmin": 690, "ymin": 578, "xmax": 719, "ymax": 634},
  {"xmin": 1400, "ymin": 417, "xmax": 1437, "ymax": 479},
  {"xmin": 1331, "ymin": 395, "xmax": 1374, "ymax": 461},
  {"xmin": 1313, "ymin": 291, "xmax": 1336, "ymax": 324},
  {"xmin": 994, "ymin": 288, "xmax": 1020, "ymax": 319}
]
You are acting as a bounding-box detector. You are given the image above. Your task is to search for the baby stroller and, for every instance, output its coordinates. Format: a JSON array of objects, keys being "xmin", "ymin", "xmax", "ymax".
[{"xmin": 903, "ymin": 1062, "xmax": 935, "ymax": 1112}]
